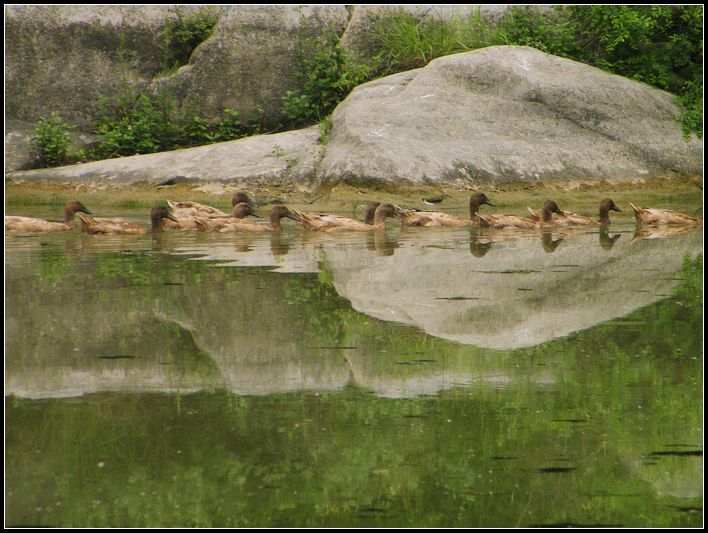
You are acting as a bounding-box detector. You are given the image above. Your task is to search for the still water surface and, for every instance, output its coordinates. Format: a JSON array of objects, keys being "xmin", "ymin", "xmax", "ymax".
[{"xmin": 5, "ymin": 207, "xmax": 703, "ymax": 527}]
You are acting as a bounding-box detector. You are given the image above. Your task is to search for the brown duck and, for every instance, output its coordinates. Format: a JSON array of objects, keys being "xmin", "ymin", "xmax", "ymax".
[
  {"xmin": 479, "ymin": 200, "xmax": 565, "ymax": 229},
  {"xmin": 629, "ymin": 203, "xmax": 700, "ymax": 225},
  {"xmin": 292, "ymin": 203, "xmax": 399, "ymax": 232},
  {"xmin": 527, "ymin": 198, "xmax": 621, "ymax": 226},
  {"xmin": 196, "ymin": 205, "xmax": 298, "ymax": 233},
  {"xmin": 166, "ymin": 191, "xmax": 254, "ymax": 219},
  {"xmin": 169, "ymin": 201, "xmax": 260, "ymax": 230},
  {"xmin": 397, "ymin": 192, "xmax": 496, "ymax": 227},
  {"xmin": 78, "ymin": 205, "xmax": 178, "ymax": 235},
  {"xmin": 5, "ymin": 201, "xmax": 92, "ymax": 232}
]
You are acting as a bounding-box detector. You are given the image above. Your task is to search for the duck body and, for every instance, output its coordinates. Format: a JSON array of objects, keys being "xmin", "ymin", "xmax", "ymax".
[
  {"xmin": 629, "ymin": 203, "xmax": 700, "ymax": 225},
  {"xmin": 392, "ymin": 193, "xmax": 496, "ymax": 228},
  {"xmin": 78, "ymin": 206, "xmax": 178, "ymax": 235},
  {"xmin": 398, "ymin": 210, "xmax": 478, "ymax": 227},
  {"xmin": 196, "ymin": 205, "xmax": 297, "ymax": 233},
  {"xmin": 477, "ymin": 213, "xmax": 538, "ymax": 230},
  {"xmin": 527, "ymin": 208, "xmax": 598, "ymax": 226},
  {"xmin": 173, "ymin": 202, "xmax": 259, "ymax": 231},
  {"xmin": 527, "ymin": 198, "xmax": 621, "ymax": 226},
  {"xmin": 481, "ymin": 200, "xmax": 564, "ymax": 229},
  {"xmin": 166, "ymin": 192, "xmax": 254, "ymax": 220},
  {"xmin": 293, "ymin": 203, "xmax": 398, "ymax": 232},
  {"xmin": 5, "ymin": 217, "xmax": 76, "ymax": 232},
  {"xmin": 5, "ymin": 201, "xmax": 92, "ymax": 233},
  {"xmin": 166, "ymin": 200, "xmax": 228, "ymax": 219}
]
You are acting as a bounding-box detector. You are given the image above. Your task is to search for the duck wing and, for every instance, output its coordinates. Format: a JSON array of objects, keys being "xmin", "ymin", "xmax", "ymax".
[
  {"xmin": 630, "ymin": 203, "xmax": 699, "ymax": 225},
  {"xmin": 167, "ymin": 200, "xmax": 228, "ymax": 218},
  {"xmin": 5, "ymin": 216, "xmax": 72, "ymax": 232}
]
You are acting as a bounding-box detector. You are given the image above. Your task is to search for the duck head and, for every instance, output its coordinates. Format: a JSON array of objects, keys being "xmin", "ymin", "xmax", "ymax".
[
  {"xmin": 64, "ymin": 201, "xmax": 92, "ymax": 222},
  {"xmin": 231, "ymin": 191, "xmax": 254, "ymax": 207},
  {"xmin": 469, "ymin": 192, "xmax": 495, "ymax": 217},
  {"xmin": 542, "ymin": 200, "xmax": 564, "ymax": 222},
  {"xmin": 231, "ymin": 202, "xmax": 261, "ymax": 219},
  {"xmin": 373, "ymin": 203, "xmax": 398, "ymax": 225},
  {"xmin": 599, "ymin": 198, "xmax": 621, "ymax": 225},
  {"xmin": 150, "ymin": 205, "xmax": 179, "ymax": 232},
  {"xmin": 269, "ymin": 205, "xmax": 299, "ymax": 230}
]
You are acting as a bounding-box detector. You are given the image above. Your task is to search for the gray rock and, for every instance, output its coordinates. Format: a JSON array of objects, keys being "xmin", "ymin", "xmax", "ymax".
[
  {"xmin": 152, "ymin": 6, "xmax": 349, "ymax": 126},
  {"xmin": 319, "ymin": 45, "xmax": 703, "ymax": 186},
  {"xmin": 5, "ymin": 5, "xmax": 202, "ymax": 127},
  {"xmin": 5, "ymin": 126, "xmax": 323, "ymax": 186},
  {"xmin": 5, "ymin": 5, "xmax": 347, "ymax": 129}
]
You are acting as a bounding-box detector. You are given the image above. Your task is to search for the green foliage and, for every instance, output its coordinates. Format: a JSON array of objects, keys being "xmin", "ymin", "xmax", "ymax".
[
  {"xmin": 33, "ymin": 113, "xmax": 73, "ymax": 167},
  {"xmin": 363, "ymin": 8, "xmax": 506, "ymax": 76},
  {"xmin": 91, "ymin": 89, "xmax": 266, "ymax": 159},
  {"xmin": 318, "ymin": 116, "xmax": 333, "ymax": 147},
  {"xmin": 159, "ymin": 7, "xmax": 218, "ymax": 71},
  {"xmin": 281, "ymin": 29, "xmax": 370, "ymax": 127}
]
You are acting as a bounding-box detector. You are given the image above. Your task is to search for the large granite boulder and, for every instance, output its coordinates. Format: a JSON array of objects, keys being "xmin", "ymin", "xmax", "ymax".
[
  {"xmin": 5, "ymin": 126, "xmax": 323, "ymax": 185},
  {"xmin": 319, "ymin": 45, "xmax": 703, "ymax": 186}
]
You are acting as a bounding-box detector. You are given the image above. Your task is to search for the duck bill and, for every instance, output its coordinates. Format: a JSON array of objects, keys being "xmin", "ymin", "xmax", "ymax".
[
  {"xmin": 167, "ymin": 213, "xmax": 179, "ymax": 223},
  {"xmin": 484, "ymin": 200, "xmax": 496, "ymax": 207}
]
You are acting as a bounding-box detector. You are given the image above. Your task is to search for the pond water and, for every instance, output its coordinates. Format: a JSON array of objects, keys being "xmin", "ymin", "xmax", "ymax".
[{"xmin": 5, "ymin": 207, "xmax": 703, "ymax": 527}]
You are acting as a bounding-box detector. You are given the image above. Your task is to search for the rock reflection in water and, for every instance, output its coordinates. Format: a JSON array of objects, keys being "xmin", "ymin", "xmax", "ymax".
[
  {"xmin": 324, "ymin": 227, "xmax": 702, "ymax": 349},
  {"xmin": 4, "ymin": 225, "xmax": 702, "ymax": 400}
]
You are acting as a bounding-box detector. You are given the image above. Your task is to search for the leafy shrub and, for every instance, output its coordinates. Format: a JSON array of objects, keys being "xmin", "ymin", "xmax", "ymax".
[
  {"xmin": 362, "ymin": 8, "xmax": 506, "ymax": 76},
  {"xmin": 33, "ymin": 113, "xmax": 73, "ymax": 167},
  {"xmin": 281, "ymin": 29, "xmax": 370, "ymax": 127},
  {"xmin": 92, "ymin": 89, "xmax": 266, "ymax": 159},
  {"xmin": 160, "ymin": 7, "xmax": 218, "ymax": 72}
]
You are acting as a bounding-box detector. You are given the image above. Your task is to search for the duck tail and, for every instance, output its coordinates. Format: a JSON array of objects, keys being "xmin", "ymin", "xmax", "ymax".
[
  {"xmin": 194, "ymin": 218, "xmax": 209, "ymax": 232},
  {"xmin": 527, "ymin": 207, "xmax": 540, "ymax": 220},
  {"xmin": 289, "ymin": 208, "xmax": 308, "ymax": 224},
  {"xmin": 477, "ymin": 214, "xmax": 493, "ymax": 228},
  {"xmin": 76, "ymin": 213, "xmax": 95, "ymax": 233}
]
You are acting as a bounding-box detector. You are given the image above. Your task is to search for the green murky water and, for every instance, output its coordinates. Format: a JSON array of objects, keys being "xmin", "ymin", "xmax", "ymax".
[{"xmin": 5, "ymin": 207, "xmax": 703, "ymax": 527}]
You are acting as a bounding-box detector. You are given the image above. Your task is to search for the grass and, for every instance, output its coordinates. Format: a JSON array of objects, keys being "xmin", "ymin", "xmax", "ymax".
[{"xmin": 5, "ymin": 176, "xmax": 702, "ymax": 221}]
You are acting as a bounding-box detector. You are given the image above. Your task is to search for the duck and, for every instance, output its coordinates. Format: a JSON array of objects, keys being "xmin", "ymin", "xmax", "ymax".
[
  {"xmin": 397, "ymin": 192, "xmax": 496, "ymax": 227},
  {"xmin": 168, "ymin": 202, "xmax": 260, "ymax": 230},
  {"xmin": 5, "ymin": 201, "xmax": 92, "ymax": 232},
  {"xmin": 195, "ymin": 205, "xmax": 298, "ymax": 233},
  {"xmin": 631, "ymin": 225, "xmax": 698, "ymax": 243},
  {"xmin": 527, "ymin": 198, "xmax": 621, "ymax": 226},
  {"xmin": 629, "ymin": 202, "xmax": 700, "ymax": 225},
  {"xmin": 77, "ymin": 205, "xmax": 178, "ymax": 235},
  {"xmin": 166, "ymin": 191, "xmax": 254, "ymax": 219},
  {"xmin": 292, "ymin": 203, "xmax": 399, "ymax": 232},
  {"xmin": 478, "ymin": 200, "xmax": 565, "ymax": 229}
]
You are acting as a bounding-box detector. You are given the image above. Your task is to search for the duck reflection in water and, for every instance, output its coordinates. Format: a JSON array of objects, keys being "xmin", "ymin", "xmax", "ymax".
[
  {"xmin": 599, "ymin": 227, "xmax": 622, "ymax": 250},
  {"xmin": 270, "ymin": 233, "xmax": 291, "ymax": 256},
  {"xmin": 469, "ymin": 231, "xmax": 493, "ymax": 258},
  {"xmin": 541, "ymin": 228, "xmax": 564, "ymax": 253},
  {"xmin": 631, "ymin": 224, "xmax": 698, "ymax": 243},
  {"xmin": 366, "ymin": 231, "xmax": 399, "ymax": 256}
]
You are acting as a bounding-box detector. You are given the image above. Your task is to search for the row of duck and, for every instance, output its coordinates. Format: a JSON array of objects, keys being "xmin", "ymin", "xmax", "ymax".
[{"xmin": 4, "ymin": 191, "xmax": 701, "ymax": 235}]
